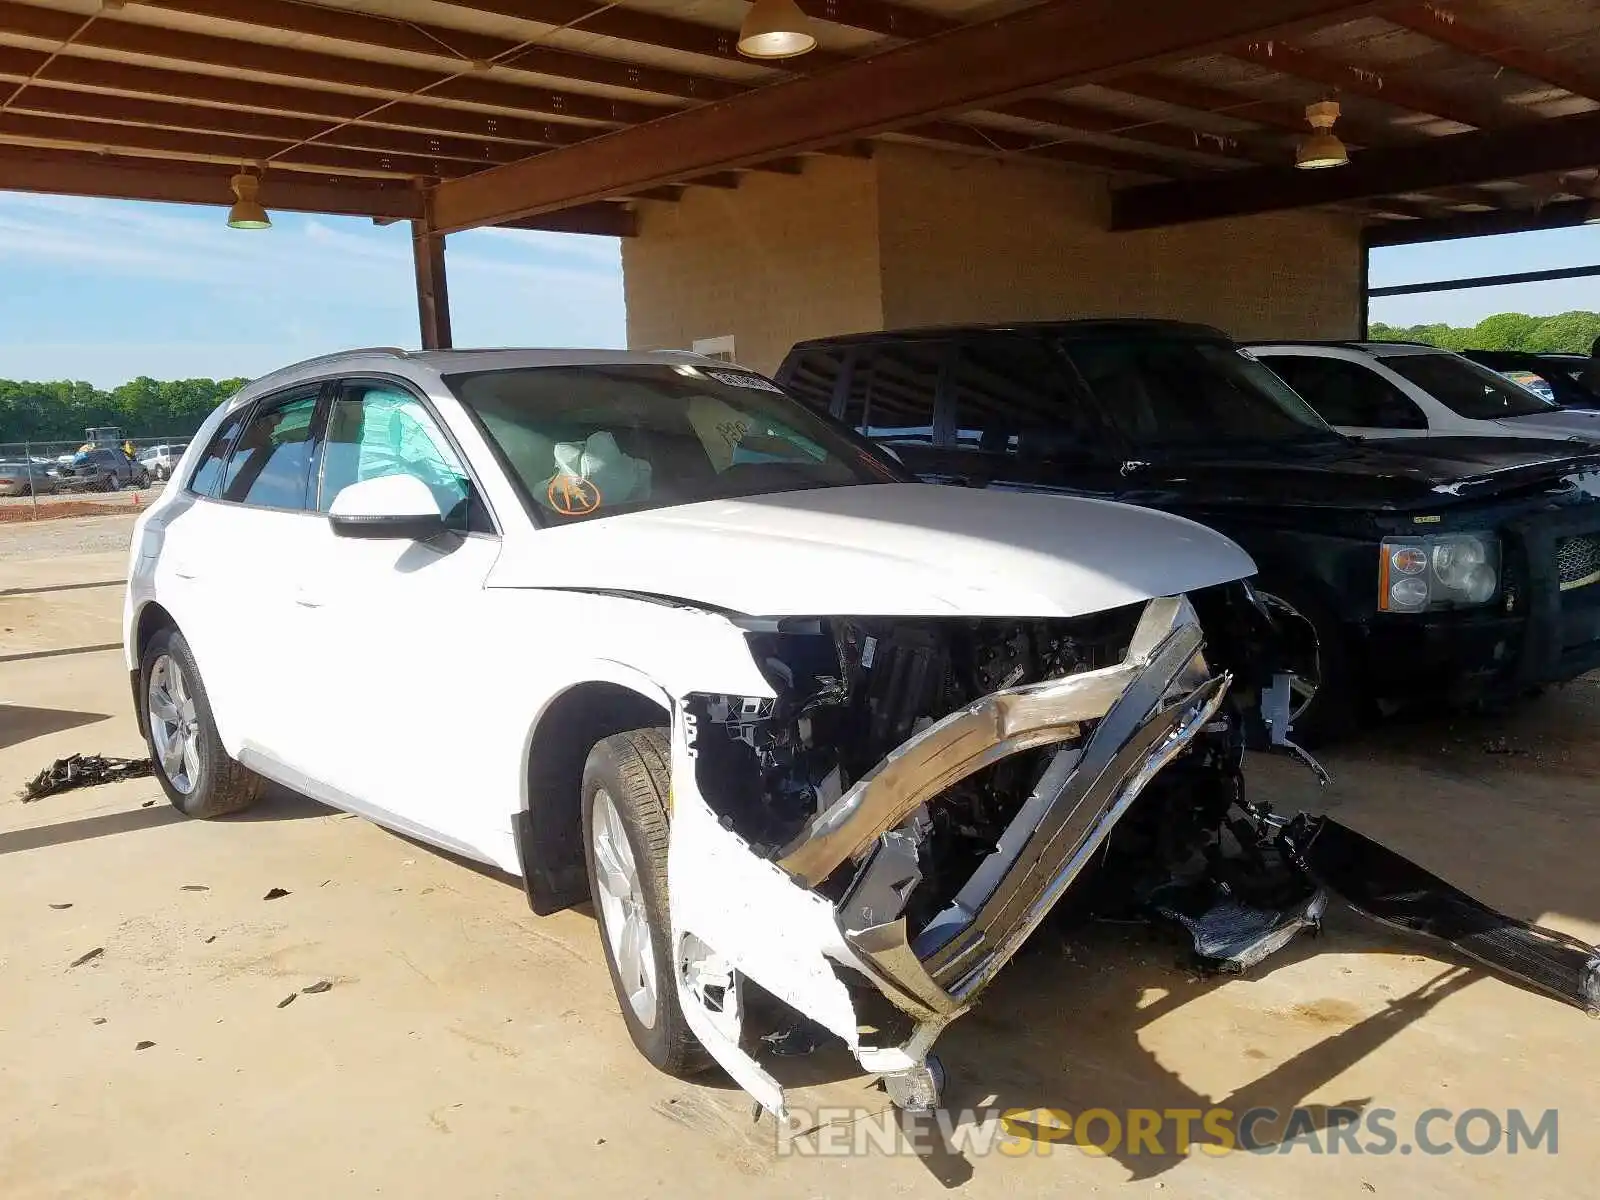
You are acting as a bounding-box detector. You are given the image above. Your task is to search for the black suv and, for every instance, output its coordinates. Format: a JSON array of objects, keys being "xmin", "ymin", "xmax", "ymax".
[{"xmin": 777, "ymin": 321, "xmax": 1600, "ymax": 740}]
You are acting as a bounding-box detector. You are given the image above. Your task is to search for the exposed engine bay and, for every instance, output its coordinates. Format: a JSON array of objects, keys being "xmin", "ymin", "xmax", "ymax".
[
  {"xmin": 660, "ymin": 582, "xmax": 1598, "ymax": 1118},
  {"xmin": 684, "ymin": 583, "xmax": 1307, "ymax": 963}
]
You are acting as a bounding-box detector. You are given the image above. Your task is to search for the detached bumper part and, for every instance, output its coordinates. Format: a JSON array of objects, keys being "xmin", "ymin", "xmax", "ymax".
[{"xmin": 1286, "ymin": 816, "xmax": 1600, "ymax": 1017}]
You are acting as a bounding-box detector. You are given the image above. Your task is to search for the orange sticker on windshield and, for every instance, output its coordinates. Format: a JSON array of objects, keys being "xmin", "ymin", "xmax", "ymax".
[{"xmin": 547, "ymin": 474, "xmax": 602, "ymax": 515}]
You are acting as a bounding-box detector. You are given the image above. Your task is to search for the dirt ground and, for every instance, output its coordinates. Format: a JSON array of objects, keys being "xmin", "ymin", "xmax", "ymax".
[{"xmin": 3, "ymin": 513, "xmax": 1598, "ymax": 1198}]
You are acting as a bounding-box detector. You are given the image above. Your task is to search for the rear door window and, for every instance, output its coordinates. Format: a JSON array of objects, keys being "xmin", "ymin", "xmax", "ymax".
[
  {"xmin": 844, "ymin": 342, "xmax": 943, "ymax": 444},
  {"xmin": 780, "ymin": 346, "xmax": 847, "ymax": 415},
  {"xmin": 189, "ymin": 412, "xmax": 249, "ymax": 497},
  {"xmin": 1263, "ymin": 355, "xmax": 1427, "ymax": 429},
  {"xmin": 1383, "ymin": 353, "xmax": 1557, "ymax": 419},
  {"xmin": 948, "ymin": 337, "xmax": 1092, "ymax": 458},
  {"xmin": 218, "ymin": 390, "xmax": 323, "ymax": 510}
]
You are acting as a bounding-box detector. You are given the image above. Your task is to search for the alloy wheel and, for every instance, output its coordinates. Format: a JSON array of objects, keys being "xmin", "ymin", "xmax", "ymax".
[
  {"xmin": 147, "ymin": 654, "xmax": 201, "ymax": 795},
  {"xmin": 592, "ymin": 787, "xmax": 658, "ymax": 1026}
]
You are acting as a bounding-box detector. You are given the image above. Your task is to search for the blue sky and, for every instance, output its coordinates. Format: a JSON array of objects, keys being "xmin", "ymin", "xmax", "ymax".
[
  {"xmin": 1369, "ymin": 223, "xmax": 1600, "ymax": 327},
  {"xmin": 0, "ymin": 191, "xmax": 625, "ymax": 387},
  {"xmin": 0, "ymin": 190, "xmax": 1595, "ymax": 386}
]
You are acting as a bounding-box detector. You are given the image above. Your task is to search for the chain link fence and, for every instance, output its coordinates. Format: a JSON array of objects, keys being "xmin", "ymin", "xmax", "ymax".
[{"xmin": 1, "ymin": 435, "xmax": 192, "ymax": 462}]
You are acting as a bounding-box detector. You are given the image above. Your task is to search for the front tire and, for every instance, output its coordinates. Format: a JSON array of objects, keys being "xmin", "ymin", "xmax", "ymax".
[
  {"xmin": 140, "ymin": 627, "xmax": 263, "ymax": 818},
  {"xmin": 1255, "ymin": 579, "xmax": 1359, "ymax": 746},
  {"xmin": 581, "ymin": 728, "xmax": 709, "ymax": 1076}
]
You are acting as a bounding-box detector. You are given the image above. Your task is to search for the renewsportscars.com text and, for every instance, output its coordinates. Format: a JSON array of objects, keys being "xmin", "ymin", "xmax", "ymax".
[{"xmin": 776, "ymin": 1105, "xmax": 1559, "ymax": 1158}]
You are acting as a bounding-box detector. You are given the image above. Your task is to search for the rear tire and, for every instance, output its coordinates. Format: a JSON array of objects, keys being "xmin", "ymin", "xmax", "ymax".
[
  {"xmin": 581, "ymin": 728, "xmax": 710, "ymax": 1077},
  {"xmin": 140, "ymin": 627, "xmax": 264, "ymax": 818}
]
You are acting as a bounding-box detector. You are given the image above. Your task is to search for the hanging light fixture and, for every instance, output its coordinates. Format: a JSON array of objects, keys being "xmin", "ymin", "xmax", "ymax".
[
  {"xmin": 738, "ymin": 0, "xmax": 816, "ymax": 59},
  {"xmin": 227, "ymin": 172, "xmax": 271, "ymax": 230},
  {"xmin": 1296, "ymin": 100, "xmax": 1349, "ymax": 170}
]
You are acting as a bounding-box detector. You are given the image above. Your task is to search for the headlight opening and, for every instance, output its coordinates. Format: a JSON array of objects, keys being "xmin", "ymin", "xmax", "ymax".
[{"xmin": 1379, "ymin": 534, "xmax": 1499, "ymax": 612}]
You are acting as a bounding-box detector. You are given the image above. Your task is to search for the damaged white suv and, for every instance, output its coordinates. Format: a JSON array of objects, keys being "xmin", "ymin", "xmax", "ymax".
[{"xmin": 125, "ymin": 348, "xmax": 1599, "ymax": 1117}]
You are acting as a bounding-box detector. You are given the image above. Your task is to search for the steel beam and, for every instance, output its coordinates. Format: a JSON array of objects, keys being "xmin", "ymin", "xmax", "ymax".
[{"xmin": 429, "ymin": 0, "xmax": 1383, "ymax": 232}]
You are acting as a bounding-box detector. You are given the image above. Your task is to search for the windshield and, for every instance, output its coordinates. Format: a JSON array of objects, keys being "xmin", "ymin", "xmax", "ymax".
[
  {"xmin": 1061, "ymin": 337, "xmax": 1337, "ymax": 448},
  {"xmin": 1383, "ymin": 352, "xmax": 1557, "ymax": 419},
  {"xmin": 448, "ymin": 363, "xmax": 901, "ymax": 523}
]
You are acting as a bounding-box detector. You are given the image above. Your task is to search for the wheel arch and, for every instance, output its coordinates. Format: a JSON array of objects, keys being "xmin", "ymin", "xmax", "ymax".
[
  {"xmin": 128, "ymin": 600, "xmax": 179, "ymax": 725},
  {"xmin": 515, "ymin": 671, "xmax": 673, "ymax": 916}
]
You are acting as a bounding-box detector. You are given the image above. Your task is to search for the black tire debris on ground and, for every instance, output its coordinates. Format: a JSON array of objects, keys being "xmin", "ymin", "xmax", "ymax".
[
  {"xmin": 19, "ymin": 754, "xmax": 152, "ymax": 801},
  {"xmin": 67, "ymin": 947, "xmax": 103, "ymax": 969},
  {"xmin": 134, "ymin": 1041, "xmax": 155, "ymax": 1051},
  {"xmin": 276, "ymin": 993, "xmax": 297, "ymax": 1009},
  {"xmin": 262, "ymin": 887, "xmax": 290, "ymax": 901}
]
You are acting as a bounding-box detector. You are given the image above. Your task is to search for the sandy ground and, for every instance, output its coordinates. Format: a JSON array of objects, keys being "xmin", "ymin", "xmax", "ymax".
[{"xmin": 3, "ymin": 513, "xmax": 1598, "ymax": 1198}]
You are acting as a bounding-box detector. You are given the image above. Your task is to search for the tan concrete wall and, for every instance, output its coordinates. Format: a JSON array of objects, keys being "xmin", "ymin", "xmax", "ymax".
[
  {"xmin": 620, "ymin": 155, "xmax": 882, "ymax": 376},
  {"xmin": 621, "ymin": 143, "xmax": 1363, "ymax": 373},
  {"xmin": 874, "ymin": 142, "xmax": 1363, "ymax": 341}
]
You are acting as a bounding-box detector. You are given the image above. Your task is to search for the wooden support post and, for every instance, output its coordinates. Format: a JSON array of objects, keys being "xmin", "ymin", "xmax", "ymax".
[{"xmin": 411, "ymin": 220, "xmax": 452, "ymax": 351}]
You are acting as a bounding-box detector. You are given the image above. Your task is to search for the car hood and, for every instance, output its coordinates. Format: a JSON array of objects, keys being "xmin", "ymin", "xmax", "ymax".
[
  {"xmin": 487, "ymin": 483, "xmax": 1256, "ymax": 618},
  {"xmin": 1496, "ymin": 409, "xmax": 1600, "ymax": 441},
  {"xmin": 1121, "ymin": 437, "xmax": 1600, "ymax": 510}
]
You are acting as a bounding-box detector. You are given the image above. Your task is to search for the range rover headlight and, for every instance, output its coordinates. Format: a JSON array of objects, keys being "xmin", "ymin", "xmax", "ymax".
[{"xmin": 1379, "ymin": 534, "xmax": 1499, "ymax": 612}]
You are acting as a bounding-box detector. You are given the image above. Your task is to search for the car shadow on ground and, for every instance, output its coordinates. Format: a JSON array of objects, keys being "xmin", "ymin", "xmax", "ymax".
[{"xmin": 0, "ymin": 703, "xmax": 112, "ymax": 751}]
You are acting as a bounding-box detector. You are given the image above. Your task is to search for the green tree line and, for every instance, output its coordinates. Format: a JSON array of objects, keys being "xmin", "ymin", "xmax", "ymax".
[
  {"xmin": 0, "ymin": 376, "xmax": 246, "ymax": 445},
  {"xmin": 1369, "ymin": 310, "xmax": 1600, "ymax": 354}
]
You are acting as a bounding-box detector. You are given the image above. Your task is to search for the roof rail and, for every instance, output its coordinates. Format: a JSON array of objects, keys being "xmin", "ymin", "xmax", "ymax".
[{"xmin": 244, "ymin": 347, "xmax": 410, "ymax": 389}]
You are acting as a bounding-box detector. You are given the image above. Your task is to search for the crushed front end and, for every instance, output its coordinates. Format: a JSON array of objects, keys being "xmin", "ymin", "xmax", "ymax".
[{"xmin": 664, "ymin": 586, "xmax": 1333, "ymax": 1115}]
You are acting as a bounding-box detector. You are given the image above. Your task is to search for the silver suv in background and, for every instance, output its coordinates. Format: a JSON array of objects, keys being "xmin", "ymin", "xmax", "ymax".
[
  {"xmin": 137, "ymin": 443, "xmax": 183, "ymax": 481},
  {"xmin": 1251, "ymin": 340, "xmax": 1600, "ymax": 445}
]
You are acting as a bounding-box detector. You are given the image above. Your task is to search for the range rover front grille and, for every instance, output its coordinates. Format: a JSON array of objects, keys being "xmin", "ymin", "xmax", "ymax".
[{"xmin": 1556, "ymin": 535, "xmax": 1600, "ymax": 592}]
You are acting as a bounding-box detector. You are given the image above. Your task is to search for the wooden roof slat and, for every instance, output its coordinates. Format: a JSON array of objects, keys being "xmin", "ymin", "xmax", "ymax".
[
  {"xmin": 1229, "ymin": 37, "xmax": 1513, "ymax": 129},
  {"xmin": 1112, "ymin": 105, "xmax": 1600, "ymax": 229},
  {"xmin": 429, "ymin": 0, "xmax": 1383, "ymax": 232},
  {"xmin": 0, "ymin": 142, "xmax": 423, "ymax": 216},
  {"xmin": 4, "ymin": 85, "xmax": 523, "ymax": 165},
  {"xmin": 0, "ymin": 0, "xmax": 670, "ymax": 126},
  {"xmin": 0, "ymin": 108, "xmax": 486, "ymax": 177},
  {"xmin": 1097, "ymin": 71, "xmax": 1316, "ymax": 133},
  {"xmin": 132, "ymin": 0, "xmax": 747, "ymax": 103},
  {"xmin": 1385, "ymin": 2, "xmax": 1600, "ymax": 105},
  {"xmin": 999, "ymin": 96, "xmax": 1284, "ymax": 164},
  {"xmin": 905, "ymin": 119, "xmax": 1193, "ymax": 175},
  {"xmin": 0, "ymin": 43, "xmax": 595, "ymax": 146}
]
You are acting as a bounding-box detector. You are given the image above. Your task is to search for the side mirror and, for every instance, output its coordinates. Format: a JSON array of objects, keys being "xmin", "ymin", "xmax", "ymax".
[{"xmin": 328, "ymin": 474, "xmax": 446, "ymax": 540}]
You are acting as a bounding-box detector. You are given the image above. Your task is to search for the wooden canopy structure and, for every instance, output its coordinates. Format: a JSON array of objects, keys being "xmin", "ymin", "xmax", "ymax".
[{"xmin": 0, "ymin": 0, "xmax": 1595, "ymax": 345}]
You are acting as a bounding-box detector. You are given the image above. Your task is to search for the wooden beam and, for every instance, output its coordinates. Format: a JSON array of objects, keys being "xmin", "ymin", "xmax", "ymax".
[
  {"xmin": 0, "ymin": 0, "xmax": 669, "ymax": 127},
  {"xmin": 0, "ymin": 45, "xmax": 597, "ymax": 149},
  {"xmin": 411, "ymin": 220, "xmax": 452, "ymax": 350},
  {"xmin": 1386, "ymin": 2, "xmax": 1600, "ymax": 104},
  {"xmin": 430, "ymin": 0, "xmax": 1382, "ymax": 232},
  {"xmin": 496, "ymin": 203, "xmax": 637, "ymax": 237},
  {"xmin": 4, "ymin": 86, "xmax": 523, "ymax": 166},
  {"xmin": 0, "ymin": 144, "xmax": 422, "ymax": 218},
  {"xmin": 134, "ymin": 0, "xmax": 745, "ymax": 103},
  {"xmin": 1112, "ymin": 106, "xmax": 1600, "ymax": 229},
  {"xmin": 1229, "ymin": 38, "xmax": 1511, "ymax": 129}
]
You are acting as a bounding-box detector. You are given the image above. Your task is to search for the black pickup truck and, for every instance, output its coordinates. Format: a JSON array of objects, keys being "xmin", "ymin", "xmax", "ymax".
[{"xmin": 777, "ymin": 320, "xmax": 1600, "ymax": 741}]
